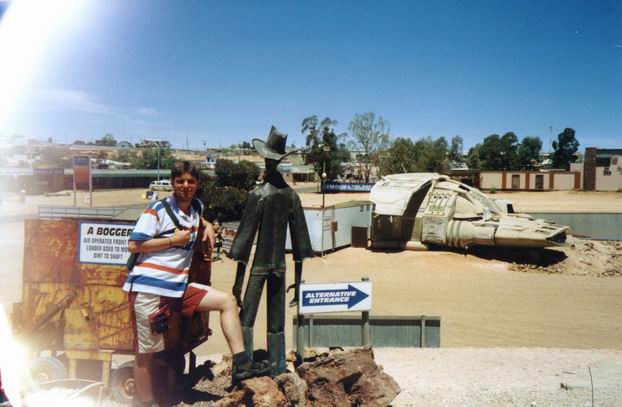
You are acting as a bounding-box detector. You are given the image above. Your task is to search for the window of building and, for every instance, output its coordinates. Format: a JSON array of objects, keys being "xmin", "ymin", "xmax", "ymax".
[{"xmin": 603, "ymin": 167, "xmax": 611, "ymax": 176}]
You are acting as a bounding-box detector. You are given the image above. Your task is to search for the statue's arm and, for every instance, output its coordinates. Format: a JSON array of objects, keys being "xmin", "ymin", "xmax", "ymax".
[
  {"xmin": 232, "ymin": 262, "xmax": 246, "ymax": 307},
  {"xmin": 289, "ymin": 261, "xmax": 303, "ymax": 308}
]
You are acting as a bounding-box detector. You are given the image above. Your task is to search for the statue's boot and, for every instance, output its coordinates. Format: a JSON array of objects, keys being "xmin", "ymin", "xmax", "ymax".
[{"xmin": 267, "ymin": 331, "xmax": 286, "ymax": 376}]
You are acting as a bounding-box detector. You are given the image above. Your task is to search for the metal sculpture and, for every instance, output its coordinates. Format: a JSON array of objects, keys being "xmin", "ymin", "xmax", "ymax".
[{"xmin": 229, "ymin": 126, "xmax": 314, "ymax": 376}]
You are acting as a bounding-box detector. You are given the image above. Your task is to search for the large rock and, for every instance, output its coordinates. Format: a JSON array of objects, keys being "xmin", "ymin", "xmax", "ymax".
[
  {"xmin": 296, "ymin": 346, "xmax": 400, "ymax": 407},
  {"xmin": 214, "ymin": 376, "xmax": 289, "ymax": 407},
  {"xmin": 275, "ymin": 372, "xmax": 308, "ymax": 406}
]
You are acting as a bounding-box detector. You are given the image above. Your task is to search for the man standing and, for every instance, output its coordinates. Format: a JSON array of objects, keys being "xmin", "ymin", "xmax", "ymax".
[{"xmin": 124, "ymin": 161, "xmax": 269, "ymax": 407}]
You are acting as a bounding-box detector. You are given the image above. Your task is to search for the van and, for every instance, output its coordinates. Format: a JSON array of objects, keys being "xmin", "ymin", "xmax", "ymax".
[{"xmin": 149, "ymin": 179, "xmax": 173, "ymax": 191}]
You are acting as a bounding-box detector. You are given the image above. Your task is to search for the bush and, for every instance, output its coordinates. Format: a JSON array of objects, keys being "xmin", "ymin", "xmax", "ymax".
[
  {"xmin": 196, "ymin": 174, "xmax": 247, "ymax": 222},
  {"xmin": 215, "ymin": 159, "xmax": 260, "ymax": 191},
  {"xmin": 490, "ymin": 186, "xmax": 497, "ymax": 194}
]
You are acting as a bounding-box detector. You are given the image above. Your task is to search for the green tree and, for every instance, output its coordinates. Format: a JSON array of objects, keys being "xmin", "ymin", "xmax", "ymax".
[
  {"xmin": 378, "ymin": 137, "xmax": 418, "ymax": 175},
  {"xmin": 100, "ymin": 133, "xmax": 117, "ymax": 146},
  {"xmin": 414, "ymin": 136, "xmax": 449, "ymax": 173},
  {"xmin": 214, "ymin": 159, "xmax": 260, "ymax": 191},
  {"xmin": 466, "ymin": 144, "xmax": 482, "ymax": 170},
  {"xmin": 197, "ymin": 159, "xmax": 259, "ymax": 222},
  {"xmin": 449, "ymin": 135, "xmax": 464, "ymax": 165},
  {"xmin": 517, "ymin": 136, "xmax": 542, "ymax": 169},
  {"xmin": 301, "ymin": 115, "xmax": 350, "ymax": 180},
  {"xmin": 499, "ymin": 132, "xmax": 519, "ymax": 169},
  {"xmin": 551, "ymin": 128, "xmax": 579, "ymax": 170},
  {"xmin": 132, "ymin": 147, "xmax": 175, "ymax": 170},
  {"xmin": 348, "ymin": 112, "xmax": 390, "ymax": 182},
  {"xmin": 478, "ymin": 132, "xmax": 519, "ymax": 170},
  {"xmin": 113, "ymin": 149, "xmax": 138, "ymax": 164}
]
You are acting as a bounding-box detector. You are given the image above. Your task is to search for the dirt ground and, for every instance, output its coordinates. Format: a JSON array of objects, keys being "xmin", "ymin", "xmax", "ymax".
[{"xmin": 1, "ymin": 187, "xmax": 621, "ymax": 405}]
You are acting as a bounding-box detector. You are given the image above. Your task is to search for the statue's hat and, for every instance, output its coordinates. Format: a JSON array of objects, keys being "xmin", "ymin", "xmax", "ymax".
[{"xmin": 253, "ymin": 126, "xmax": 297, "ymax": 161}]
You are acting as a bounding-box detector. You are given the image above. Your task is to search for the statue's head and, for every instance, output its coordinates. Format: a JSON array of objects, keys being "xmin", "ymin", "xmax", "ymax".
[{"xmin": 265, "ymin": 158, "xmax": 280, "ymax": 174}]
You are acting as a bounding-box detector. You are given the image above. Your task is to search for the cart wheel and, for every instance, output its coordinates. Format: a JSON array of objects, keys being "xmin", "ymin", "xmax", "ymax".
[
  {"xmin": 110, "ymin": 361, "xmax": 135, "ymax": 404},
  {"xmin": 30, "ymin": 356, "xmax": 68, "ymax": 383}
]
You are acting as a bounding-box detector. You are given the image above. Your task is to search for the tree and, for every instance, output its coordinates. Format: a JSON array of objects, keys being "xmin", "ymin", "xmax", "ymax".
[
  {"xmin": 413, "ymin": 136, "xmax": 449, "ymax": 173},
  {"xmin": 301, "ymin": 115, "xmax": 349, "ymax": 180},
  {"xmin": 214, "ymin": 159, "xmax": 260, "ymax": 191},
  {"xmin": 517, "ymin": 136, "xmax": 542, "ymax": 169},
  {"xmin": 113, "ymin": 149, "xmax": 138, "ymax": 164},
  {"xmin": 448, "ymin": 135, "xmax": 464, "ymax": 165},
  {"xmin": 478, "ymin": 132, "xmax": 519, "ymax": 170},
  {"xmin": 466, "ymin": 144, "xmax": 482, "ymax": 170},
  {"xmin": 552, "ymin": 128, "xmax": 579, "ymax": 169},
  {"xmin": 197, "ymin": 159, "xmax": 260, "ymax": 222},
  {"xmin": 132, "ymin": 147, "xmax": 175, "ymax": 170},
  {"xmin": 348, "ymin": 112, "xmax": 390, "ymax": 182},
  {"xmin": 499, "ymin": 132, "xmax": 519, "ymax": 169},
  {"xmin": 100, "ymin": 133, "xmax": 117, "ymax": 146},
  {"xmin": 378, "ymin": 137, "xmax": 418, "ymax": 175}
]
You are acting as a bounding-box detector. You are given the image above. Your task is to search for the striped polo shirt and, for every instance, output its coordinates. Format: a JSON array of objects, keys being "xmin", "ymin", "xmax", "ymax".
[{"xmin": 122, "ymin": 195, "xmax": 203, "ymax": 298}]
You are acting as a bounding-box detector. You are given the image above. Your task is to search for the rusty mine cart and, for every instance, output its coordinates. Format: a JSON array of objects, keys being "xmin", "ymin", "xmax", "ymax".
[{"xmin": 12, "ymin": 216, "xmax": 212, "ymax": 404}]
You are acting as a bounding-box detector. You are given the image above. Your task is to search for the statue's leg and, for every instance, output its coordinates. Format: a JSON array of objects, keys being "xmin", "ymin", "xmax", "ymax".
[
  {"xmin": 266, "ymin": 270, "xmax": 286, "ymax": 376},
  {"xmin": 240, "ymin": 272, "xmax": 267, "ymax": 359}
]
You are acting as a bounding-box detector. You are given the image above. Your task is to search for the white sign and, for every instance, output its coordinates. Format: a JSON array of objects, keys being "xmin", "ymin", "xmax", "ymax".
[
  {"xmin": 299, "ymin": 281, "xmax": 372, "ymax": 315},
  {"xmin": 79, "ymin": 222, "xmax": 134, "ymax": 265}
]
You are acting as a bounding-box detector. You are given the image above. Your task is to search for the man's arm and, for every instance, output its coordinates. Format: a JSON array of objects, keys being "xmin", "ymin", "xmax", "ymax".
[
  {"xmin": 129, "ymin": 228, "xmax": 191, "ymax": 253},
  {"xmin": 201, "ymin": 218, "xmax": 216, "ymax": 260}
]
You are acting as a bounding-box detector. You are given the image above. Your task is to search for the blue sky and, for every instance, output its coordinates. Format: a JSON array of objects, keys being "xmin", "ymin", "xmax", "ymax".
[{"xmin": 0, "ymin": 0, "xmax": 620, "ymax": 151}]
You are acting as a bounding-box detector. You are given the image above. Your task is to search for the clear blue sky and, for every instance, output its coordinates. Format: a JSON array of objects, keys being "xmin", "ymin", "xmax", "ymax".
[{"xmin": 0, "ymin": 0, "xmax": 620, "ymax": 151}]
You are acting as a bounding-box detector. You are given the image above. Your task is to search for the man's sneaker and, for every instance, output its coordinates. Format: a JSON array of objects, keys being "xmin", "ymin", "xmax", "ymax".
[{"xmin": 232, "ymin": 359, "xmax": 272, "ymax": 384}]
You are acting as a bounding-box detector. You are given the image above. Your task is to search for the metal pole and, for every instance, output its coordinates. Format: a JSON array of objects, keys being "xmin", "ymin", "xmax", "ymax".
[
  {"xmin": 361, "ymin": 276, "xmax": 370, "ymax": 346},
  {"xmin": 296, "ymin": 280, "xmax": 305, "ymax": 364},
  {"xmin": 88, "ymin": 155, "xmax": 93, "ymax": 207},
  {"xmin": 157, "ymin": 146, "xmax": 160, "ymax": 181},
  {"xmin": 321, "ymin": 160, "xmax": 326, "ymax": 257},
  {"xmin": 72, "ymin": 156, "xmax": 77, "ymax": 207},
  {"xmin": 322, "ymin": 160, "xmax": 326, "ymax": 208}
]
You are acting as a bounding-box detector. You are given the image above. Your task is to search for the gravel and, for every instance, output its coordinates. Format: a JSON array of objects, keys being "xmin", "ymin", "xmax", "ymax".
[{"xmin": 374, "ymin": 347, "xmax": 622, "ymax": 407}]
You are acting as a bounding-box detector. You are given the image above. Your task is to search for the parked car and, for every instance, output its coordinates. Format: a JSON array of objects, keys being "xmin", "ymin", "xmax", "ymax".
[{"xmin": 149, "ymin": 179, "xmax": 173, "ymax": 191}]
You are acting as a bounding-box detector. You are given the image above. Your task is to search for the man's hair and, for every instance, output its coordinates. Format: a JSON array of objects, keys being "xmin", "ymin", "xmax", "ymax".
[{"xmin": 171, "ymin": 161, "xmax": 200, "ymax": 181}]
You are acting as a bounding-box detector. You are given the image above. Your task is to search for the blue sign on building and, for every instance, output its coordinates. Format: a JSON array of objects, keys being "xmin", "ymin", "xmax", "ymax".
[{"xmin": 323, "ymin": 182, "xmax": 375, "ymax": 193}]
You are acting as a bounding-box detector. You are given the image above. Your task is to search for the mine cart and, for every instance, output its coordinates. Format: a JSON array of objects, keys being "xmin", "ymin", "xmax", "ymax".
[{"xmin": 12, "ymin": 217, "xmax": 212, "ymax": 403}]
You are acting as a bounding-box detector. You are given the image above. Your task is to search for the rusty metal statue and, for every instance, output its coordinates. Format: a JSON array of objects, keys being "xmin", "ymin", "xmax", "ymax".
[{"xmin": 228, "ymin": 126, "xmax": 314, "ymax": 376}]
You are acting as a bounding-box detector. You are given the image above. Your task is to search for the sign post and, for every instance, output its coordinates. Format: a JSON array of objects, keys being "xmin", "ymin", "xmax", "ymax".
[
  {"xmin": 73, "ymin": 155, "xmax": 92, "ymax": 207},
  {"xmin": 296, "ymin": 279, "xmax": 372, "ymax": 359},
  {"xmin": 298, "ymin": 281, "xmax": 372, "ymax": 315}
]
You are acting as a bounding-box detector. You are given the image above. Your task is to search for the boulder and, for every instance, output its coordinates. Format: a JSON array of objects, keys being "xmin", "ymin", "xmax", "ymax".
[
  {"xmin": 214, "ymin": 376, "xmax": 289, "ymax": 407},
  {"xmin": 296, "ymin": 347, "xmax": 400, "ymax": 407},
  {"xmin": 275, "ymin": 372, "xmax": 308, "ymax": 406}
]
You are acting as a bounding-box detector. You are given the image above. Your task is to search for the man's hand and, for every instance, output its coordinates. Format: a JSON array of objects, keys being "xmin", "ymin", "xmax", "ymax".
[
  {"xmin": 202, "ymin": 220, "xmax": 216, "ymax": 261},
  {"xmin": 171, "ymin": 228, "xmax": 191, "ymax": 246}
]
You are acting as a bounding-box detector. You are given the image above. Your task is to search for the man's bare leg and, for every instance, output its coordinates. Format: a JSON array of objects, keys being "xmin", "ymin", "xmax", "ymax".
[
  {"xmin": 134, "ymin": 352, "xmax": 154, "ymax": 403},
  {"xmin": 194, "ymin": 285, "xmax": 244, "ymax": 354}
]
